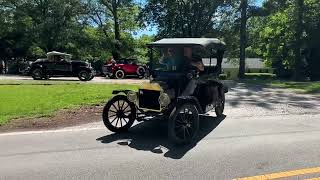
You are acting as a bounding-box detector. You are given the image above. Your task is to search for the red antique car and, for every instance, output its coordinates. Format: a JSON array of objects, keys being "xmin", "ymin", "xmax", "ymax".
[{"xmin": 102, "ymin": 58, "xmax": 146, "ymax": 79}]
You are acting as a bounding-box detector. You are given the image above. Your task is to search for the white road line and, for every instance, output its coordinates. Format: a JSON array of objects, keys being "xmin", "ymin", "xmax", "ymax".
[{"xmin": 0, "ymin": 127, "xmax": 105, "ymax": 137}]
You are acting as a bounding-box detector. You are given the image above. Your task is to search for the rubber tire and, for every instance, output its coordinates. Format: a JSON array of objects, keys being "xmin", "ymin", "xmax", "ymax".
[
  {"xmin": 136, "ymin": 66, "xmax": 145, "ymax": 76},
  {"xmin": 215, "ymin": 92, "xmax": 225, "ymax": 117},
  {"xmin": 32, "ymin": 69, "xmax": 44, "ymax": 80},
  {"xmin": 44, "ymin": 75, "xmax": 50, "ymax": 80},
  {"xmin": 88, "ymin": 74, "xmax": 94, "ymax": 81},
  {"xmin": 114, "ymin": 69, "xmax": 125, "ymax": 79},
  {"xmin": 168, "ymin": 103, "xmax": 199, "ymax": 145},
  {"xmin": 102, "ymin": 95, "xmax": 136, "ymax": 133},
  {"xmin": 78, "ymin": 70, "xmax": 90, "ymax": 81}
]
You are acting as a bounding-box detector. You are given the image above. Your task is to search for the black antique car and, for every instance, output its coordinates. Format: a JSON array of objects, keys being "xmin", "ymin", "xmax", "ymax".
[
  {"xmin": 28, "ymin": 51, "xmax": 94, "ymax": 81},
  {"xmin": 102, "ymin": 38, "xmax": 228, "ymax": 144}
]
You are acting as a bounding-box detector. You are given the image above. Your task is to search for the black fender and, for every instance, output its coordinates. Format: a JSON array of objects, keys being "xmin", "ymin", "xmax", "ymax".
[
  {"xmin": 176, "ymin": 96, "xmax": 204, "ymax": 114},
  {"xmin": 76, "ymin": 67, "xmax": 93, "ymax": 74},
  {"xmin": 112, "ymin": 90, "xmax": 132, "ymax": 95},
  {"xmin": 223, "ymin": 86, "xmax": 228, "ymax": 93},
  {"xmin": 206, "ymin": 79, "xmax": 228, "ymax": 94}
]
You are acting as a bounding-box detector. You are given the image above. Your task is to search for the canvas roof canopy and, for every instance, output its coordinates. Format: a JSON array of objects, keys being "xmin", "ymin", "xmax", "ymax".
[
  {"xmin": 46, "ymin": 51, "xmax": 71, "ymax": 57},
  {"xmin": 147, "ymin": 38, "xmax": 226, "ymax": 50}
]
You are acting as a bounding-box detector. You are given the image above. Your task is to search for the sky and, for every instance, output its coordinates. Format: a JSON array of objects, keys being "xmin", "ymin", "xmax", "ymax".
[{"xmin": 134, "ymin": 0, "xmax": 265, "ymax": 37}]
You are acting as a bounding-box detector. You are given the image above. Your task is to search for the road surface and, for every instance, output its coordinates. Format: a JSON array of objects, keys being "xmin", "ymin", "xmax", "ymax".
[
  {"xmin": 0, "ymin": 83, "xmax": 320, "ymax": 180},
  {"xmin": 0, "ymin": 75, "xmax": 148, "ymax": 84}
]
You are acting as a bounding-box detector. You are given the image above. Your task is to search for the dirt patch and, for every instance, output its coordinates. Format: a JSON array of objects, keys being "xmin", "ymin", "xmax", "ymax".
[{"xmin": 0, "ymin": 105, "xmax": 104, "ymax": 133}]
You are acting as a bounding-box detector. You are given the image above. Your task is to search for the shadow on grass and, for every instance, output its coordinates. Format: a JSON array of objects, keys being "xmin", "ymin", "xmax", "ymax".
[{"xmin": 96, "ymin": 115, "xmax": 225, "ymax": 159}]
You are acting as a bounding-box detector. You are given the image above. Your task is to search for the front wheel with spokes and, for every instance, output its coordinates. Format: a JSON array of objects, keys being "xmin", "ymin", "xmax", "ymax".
[
  {"xmin": 102, "ymin": 95, "xmax": 136, "ymax": 132},
  {"xmin": 168, "ymin": 103, "xmax": 199, "ymax": 145}
]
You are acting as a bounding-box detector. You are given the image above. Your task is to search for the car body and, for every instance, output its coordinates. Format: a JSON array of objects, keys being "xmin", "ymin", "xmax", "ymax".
[
  {"xmin": 28, "ymin": 51, "xmax": 94, "ymax": 81},
  {"xmin": 102, "ymin": 38, "xmax": 228, "ymax": 144},
  {"xmin": 102, "ymin": 58, "xmax": 146, "ymax": 79}
]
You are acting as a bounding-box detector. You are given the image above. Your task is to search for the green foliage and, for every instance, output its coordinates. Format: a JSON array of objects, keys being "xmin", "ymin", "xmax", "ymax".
[
  {"xmin": 249, "ymin": 10, "xmax": 296, "ymax": 78},
  {"xmin": 141, "ymin": 0, "xmax": 227, "ymax": 38},
  {"xmin": 1, "ymin": 0, "xmax": 319, "ymax": 80},
  {"xmin": 244, "ymin": 73, "xmax": 277, "ymax": 80},
  {"xmin": 248, "ymin": 0, "xmax": 320, "ymax": 80},
  {"xmin": 133, "ymin": 35, "xmax": 154, "ymax": 63},
  {"xmin": 0, "ymin": 0, "xmax": 152, "ymax": 68},
  {"xmin": 27, "ymin": 46, "xmax": 45, "ymax": 58},
  {"xmin": 218, "ymin": 74, "xmax": 228, "ymax": 80}
]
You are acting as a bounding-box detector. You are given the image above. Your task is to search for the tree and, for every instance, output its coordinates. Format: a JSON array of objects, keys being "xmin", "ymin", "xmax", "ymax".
[
  {"xmin": 293, "ymin": 0, "xmax": 305, "ymax": 80},
  {"xmin": 141, "ymin": 0, "xmax": 227, "ymax": 38},
  {"xmin": 238, "ymin": 0, "xmax": 248, "ymax": 78},
  {"xmin": 99, "ymin": 0, "xmax": 137, "ymax": 59},
  {"xmin": 248, "ymin": 0, "xmax": 320, "ymax": 80},
  {"xmin": 302, "ymin": 0, "xmax": 320, "ymax": 80}
]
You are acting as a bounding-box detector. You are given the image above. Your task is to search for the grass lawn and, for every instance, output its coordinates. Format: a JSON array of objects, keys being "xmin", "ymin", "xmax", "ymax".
[
  {"xmin": 0, "ymin": 82, "xmax": 137, "ymax": 125},
  {"xmin": 270, "ymin": 81, "xmax": 320, "ymax": 93},
  {"xmin": 241, "ymin": 79, "xmax": 320, "ymax": 94}
]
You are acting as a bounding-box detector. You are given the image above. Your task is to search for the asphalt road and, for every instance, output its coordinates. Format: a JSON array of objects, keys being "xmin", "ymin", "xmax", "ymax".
[
  {"xmin": 0, "ymin": 75, "xmax": 149, "ymax": 84},
  {"xmin": 0, "ymin": 83, "xmax": 320, "ymax": 180}
]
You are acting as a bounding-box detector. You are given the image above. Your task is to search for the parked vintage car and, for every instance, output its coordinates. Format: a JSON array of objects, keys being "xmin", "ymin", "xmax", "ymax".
[
  {"xmin": 102, "ymin": 38, "xmax": 228, "ymax": 144},
  {"xmin": 28, "ymin": 51, "xmax": 94, "ymax": 81},
  {"xmin": 102, "ymin": 58, "xmax": 146, "ymax": 79}
]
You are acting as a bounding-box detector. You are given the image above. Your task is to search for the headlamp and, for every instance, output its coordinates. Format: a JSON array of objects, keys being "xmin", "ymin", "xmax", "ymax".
[
  {"xmin": 127, "ymin": 91, "xmax": 137, "ymax": 103},
  {"xmin": 158, "ymin": 93, "xmax": 171, "ymax": 107}
]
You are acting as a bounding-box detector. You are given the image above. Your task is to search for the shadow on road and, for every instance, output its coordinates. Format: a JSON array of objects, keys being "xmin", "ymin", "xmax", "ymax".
[
  {"xmin": 96, "ymin": 115, "xmax": 225, "ymax": 159},
  {"xmin": 227, "ymin": 83, "xmax": 320, "ymax": 110}
]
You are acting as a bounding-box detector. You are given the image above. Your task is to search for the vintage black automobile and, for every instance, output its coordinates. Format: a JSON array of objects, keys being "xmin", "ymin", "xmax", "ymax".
[
  {"xmin": 102, "ymin": 38, "xmax": 228, "ymax": 144},
  {"xmin": 28, "ymin": 51, "xmax": 94, "ymax": 81}
]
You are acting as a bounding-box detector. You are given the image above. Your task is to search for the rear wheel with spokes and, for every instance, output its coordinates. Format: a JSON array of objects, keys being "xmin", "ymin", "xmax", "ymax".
[
  {"xmin": 102, "ymin": 95, "xmax": 136, "ymax": 132},
  {"xmin": 168, "ymin": 103, "xmax": 199, "ymax": 144}
]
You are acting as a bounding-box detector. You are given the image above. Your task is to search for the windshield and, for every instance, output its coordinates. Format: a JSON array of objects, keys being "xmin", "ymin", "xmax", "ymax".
[
  {"xmin": 150, "ymin": 46, "xmax": 217, "ymax": 72},
  {"xmin": 47, "ymin": 55, "xmax": 71, "ymax": 62}
]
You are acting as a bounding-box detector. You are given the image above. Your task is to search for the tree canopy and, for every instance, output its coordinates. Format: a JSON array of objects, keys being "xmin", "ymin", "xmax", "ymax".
[{"xmin": 1, "ymin": 0, "xmax": 319, "ymax": 80}]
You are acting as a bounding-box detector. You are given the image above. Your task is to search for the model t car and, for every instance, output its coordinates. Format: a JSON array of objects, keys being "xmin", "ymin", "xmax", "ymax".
[
  {"xmin": 28, "ymin": 51, "xmax": 94, "ymax": 81},
  {"xmin": 102, "ymin": 38, "xmax": 227, "ymax": 144}
]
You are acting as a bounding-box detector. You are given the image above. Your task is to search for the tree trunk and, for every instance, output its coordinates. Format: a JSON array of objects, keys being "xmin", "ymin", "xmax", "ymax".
[
  {"xmin": 293, "ymin": 0, "xmax": 305, "ymax": 81},
  {"xmin": 238, "ymin": 0, "xmax": 248, "ymax": 79},
  {"xmin": 113, "ymin": 2, "xmax": 121, "ymax": 60},
  {"xmin": 4, "ymin": 59, "xmax": 7, "ymax": 74}
]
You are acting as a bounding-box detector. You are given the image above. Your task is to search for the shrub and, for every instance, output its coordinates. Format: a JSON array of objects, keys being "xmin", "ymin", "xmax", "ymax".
[
  {"xmin": 219, "ymin": 74, "xmax": 228, "ymax": 80},
  {"xmin": 244, "ymin": 73, "xmax": 277, "ymax": 80}
]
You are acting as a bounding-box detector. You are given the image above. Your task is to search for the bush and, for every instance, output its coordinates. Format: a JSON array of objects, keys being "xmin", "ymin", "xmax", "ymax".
[
  {"xmin": 244, "ymin": 73, "xmax": 277, "ymax": 80},
  {"xmin": 219, "ymin": 74, "xmax": 228, "ymax": 80}
]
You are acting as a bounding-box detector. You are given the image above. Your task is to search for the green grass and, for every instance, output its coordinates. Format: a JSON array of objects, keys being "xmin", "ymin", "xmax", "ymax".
[
  {"xmin": 270, "ymin": 81, "xmax": 320, "ymax": 93},
  {"xmin": 244, "ymin": 73, "xmax": 277, "ymax": 80},
  {"xmin": 241, "ymin": 79, "xmax": 320, "ymax": 94},
  {"xmin": 0, "ymin": 83, "xmax": 137, "ymax": 125}
]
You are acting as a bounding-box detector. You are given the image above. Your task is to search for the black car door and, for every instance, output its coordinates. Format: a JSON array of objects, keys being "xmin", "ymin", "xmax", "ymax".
[
  {"xmin": 46, "ymin": 61, "xmax": 56, "ymax": 75},
  {"xmin": 54, "ymin": 60, "xmax": 72, "ymax": 75}
]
